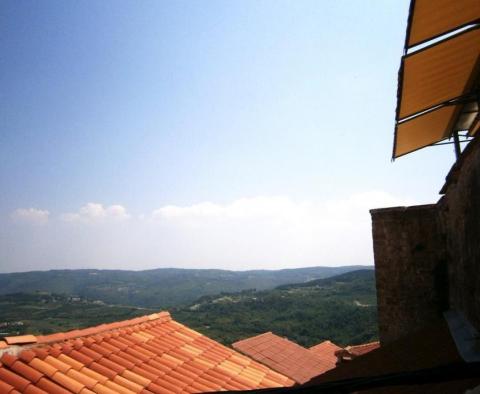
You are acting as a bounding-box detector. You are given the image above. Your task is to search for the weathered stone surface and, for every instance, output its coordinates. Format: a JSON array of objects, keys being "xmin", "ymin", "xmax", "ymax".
[
  {"xmin": 371, "ymin": 205, "xmax": 447, "ymax": 345},
  {"xmin": 441, "ymin": 137, "xmax": 480, "ymax": 331},
  {"xmin": 371, "ymin": 137, "xmax": 480, "ymax": 345}
]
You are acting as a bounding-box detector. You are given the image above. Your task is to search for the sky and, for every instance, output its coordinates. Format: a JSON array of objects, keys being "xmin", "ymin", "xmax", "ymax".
[{"xmin": 0, "ymin": 1, "xmax": 459, "ymax": 273}]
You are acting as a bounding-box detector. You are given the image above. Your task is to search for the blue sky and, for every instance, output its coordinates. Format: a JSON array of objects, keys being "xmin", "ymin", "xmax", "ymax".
[{"xmin": 0, "ymin": 1, "xmax": 457, "ymax": 273}]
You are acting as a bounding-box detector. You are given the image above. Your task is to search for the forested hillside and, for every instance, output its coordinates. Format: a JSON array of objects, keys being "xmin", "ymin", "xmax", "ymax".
[
  {"xmin": 0, "ymin": 266, "xmax": 371, "ymax": 308},
  {"xmin": 172, "ymin": 269, "xmax": 378, "ymax": 347},
  {"xmin": 0, "ymin": 270, "xmax": 377, "ymax": 347},
  {"xmin": 0, "ymin": 293, "xmax": 149, "ymax": 336}
]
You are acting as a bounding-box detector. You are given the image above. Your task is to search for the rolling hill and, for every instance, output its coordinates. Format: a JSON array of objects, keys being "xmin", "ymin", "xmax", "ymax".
[
  {"xmin": 172, "ymin": 269, "xmax": 378, "ymax": 347},
  {"xmin": 0, "ymin": 270, "xmax": 377, "ymax": 347},
  {"xmin": 0, "ymin": 270, "xmax": 377, "ymax": 346},
  {"xmin": 0, "ymin": 265, "xmax": 371, "ymax": 308}
]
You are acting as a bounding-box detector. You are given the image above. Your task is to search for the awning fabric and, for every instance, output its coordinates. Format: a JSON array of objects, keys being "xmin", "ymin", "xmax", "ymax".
[
  {"xmin": 395, "ymin": 105, "xmax": 459, "ymax": 158},
  {"xmin": 406, "ymin": 0, "xmax": 480, "ymax": 48},
  {"xmin": 393, "ymin": 0, "xmax": 480, "ymax": 159},
  {"xmin": 398, "ymin": 27, "xmax": 480, "ymax": 120}
]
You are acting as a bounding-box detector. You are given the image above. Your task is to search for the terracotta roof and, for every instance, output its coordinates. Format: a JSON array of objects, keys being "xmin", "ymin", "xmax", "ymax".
[
  {"xmin": 305, "ymin": 320, "xmax": 480, "ymax": 393},
  {"xmin": 232, "ymin": 332, "xmax": 336, "ymax": 384},
  {"xmin": 4, "ymin": 336, "xmax": 37, "ymax": 346},
  {"xmin": 345, "ymin": 341, "xmax": 379, "ymax": 356},
  {"xmin": 336, "ymin": 341, "xmax": 380, "ymax": 362},
  {"xmin": 0, "ymin": 312, "xmax": 294, "ymax": 393},
  {"xmin": 308, "ymin": 341, "xmax": 342, "ymax": 367}
]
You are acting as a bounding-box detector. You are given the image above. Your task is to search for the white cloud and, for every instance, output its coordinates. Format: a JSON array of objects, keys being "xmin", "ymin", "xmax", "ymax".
[
  {"xmin": 153, "ymin": 192, "xmax": 412, "ymax": 223},
  {"xmin": 153, "ymin": 196, "xmax": 305, "ymax": 220},
  {"xmin": 11, "ymin": 208, "xmax": 50, "ymax": 225},
  {"xmin": 61, "ymin": 203, "xmax": 130, "ymax": 223},
  {"xmin": 148, "ymin": 191, "xmax": 415, "ymax": 268},
  {"xmin": 3, "ymin": 192, "xmax": 416, "ymax": 272}
]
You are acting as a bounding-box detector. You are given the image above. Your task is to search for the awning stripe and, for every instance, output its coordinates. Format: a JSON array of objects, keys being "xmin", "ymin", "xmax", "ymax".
[
  {"xmin": 398, "ymin": 26, "xmax": 480, "ymax": 121},
  {"xmin": 393, "ymin": 0, "xmax": 480, "ymax": 159},
  {"xmin": 394, "ymin": 105, "xmax": 459, "ymax": 158},
  {"xmin": 406, "ymin": 0, "xmax": 480, "ymax": 48}
]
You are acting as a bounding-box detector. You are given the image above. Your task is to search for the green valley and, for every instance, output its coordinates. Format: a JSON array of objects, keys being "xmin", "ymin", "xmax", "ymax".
[
  {"xmin": 0, "ymin": 265, "xmax": 370, "ymax": 308},
  {"xmin": 172, "ymin": 269, "xmax": 378, "ymax": 347},
  {"xmin": 0, "ymin": 269, "xmax": 378, "ymax": 347}
]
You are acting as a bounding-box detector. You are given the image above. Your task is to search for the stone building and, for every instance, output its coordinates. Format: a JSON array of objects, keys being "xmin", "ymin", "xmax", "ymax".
[{"xmin": 372, "ymin": 136, "xmax": 480, "ymax": 344}]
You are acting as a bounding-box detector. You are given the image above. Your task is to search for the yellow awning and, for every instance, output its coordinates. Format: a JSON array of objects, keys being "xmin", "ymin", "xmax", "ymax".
[
  {"xmin": 398, "ymin": 27, "xmax": 480, "ymax": 120},
  {"xmin": 407, "ymin": 0, "xmax": 480, "ymax": 48},
  {"xmin": 393, "ymin": 14, "xmax": 480, "ymax": 159},
  {"xmin": 394, "ymin": 105, "xmax": 459, "ymax": 158}
]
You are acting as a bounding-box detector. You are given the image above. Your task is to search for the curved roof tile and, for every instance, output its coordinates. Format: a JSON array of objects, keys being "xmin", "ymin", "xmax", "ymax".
[{"xmin": 0, "ymin": 312, "xmax": 294, "ymax": 393}]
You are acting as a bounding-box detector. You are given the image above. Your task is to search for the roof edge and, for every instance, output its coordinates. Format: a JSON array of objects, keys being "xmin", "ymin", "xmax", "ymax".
[
  {"xmin": 232, "ymin": 331, "xmax": 274, "ymax": 348},
  {"xmin": 1, "ymin": 311, "xmax": 171, "ymax": 348}
]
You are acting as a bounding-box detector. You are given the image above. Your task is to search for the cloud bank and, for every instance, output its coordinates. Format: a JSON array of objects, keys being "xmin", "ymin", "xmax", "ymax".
[
  {"xmin": 60, "ymin": 203, "xmax": 130, "ymax": 223},
  {"xmin": 3, "ymin": 192, "xmax": 414, "ymax": 272},
  {"xmin": 10, "ymin": 208, "xmax": 50, "ymax": 225}
]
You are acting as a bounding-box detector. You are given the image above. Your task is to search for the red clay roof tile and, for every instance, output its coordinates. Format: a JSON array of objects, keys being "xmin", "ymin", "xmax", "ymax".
[
  {"xmin": 344, "ymin": 341, "xmax": 380, "ymax": 357},
  {"xmin": 44, "ymin": 356, "xmax": 72, "ymax": 374},
  {"xmin": 50, "ymin": 371, "xmax": 87, "ymax": 393},
  {"xmin": 67, "ymin": 351, "xmax": 94, "ymax": 367},
  {"xmin": 78, "ymin": 366, "xmax": 108, "ymax": 385},
  {"xmin": 22, "ymin": 384, "xmax": 48, "ymax": 394},
  {"xmin": 121, "ymin": 369, "xmax": 150, "ymax": 387},
  {"xmin": 28, "ymin": 359, "xmax": 58, "ymax": 378},
  {"xmin": 113, "ymin": 374, "xmax": 143, "ymax": 392},
  {"xmin": 0, "ymin": 366, "xmax": 32, "ymax": 391},
  {"xmin": 0, "ymin": 312, "xmax": 293, "ymax": 393},
  {"xmin": 5, "ymin": 360, "xmax": 43, "ymax": 385},
  {"xmin": 77, "ymin": 347, "xmax": 102, "ymax": 362},
  {"xmin": 31, "ymin": 348, "xmax": 49, "ymax": 360},
  {"xmin": 65, "ymin": 369, "xmax": 98, "ymax": 390},
  {"xmin": 306, "ymin": 320, "xmax": 480, "ymax": 393},
  {"xmin": 144, "ymin": 381, "xmax": 171, "ymax": 394},
  {"xmin": 103, "ymin": 380, "xmax": 134, "ymax": 394},
  {"xmin": 0, "ymin": 379, "xmax": 20, "ymax": 394},
  {"xmin": 233, "ymin": 332, "xmax": 335, "ymax": 384},
  {"xmin": 0, "ymin": 355, "xmax": 17, "ymax": 368},
  {"xmin": 87, "ymin": 384, "xmax": 116, "ymax": 394},
  {"xmin": 130, "ymin": 365, "xmax": 157, "ymax": 382},
  {"xmin": 34, "ymin": 377, "xmax": 69, "ymax": 394},
  {"xmin": 36, "ymin": 333, "xmax": 66, "ymax": 344},
  {"xmin": 153, "ymin": 377, "xmax": 181, "ymax": 393},
  {"xmin": 88, "ymin": 362, "xmax": 116, "ymax": 380},
  {"xmin": 4, "ymin": 335, "xmax": 37, "ymax": 346},
  {"xmin": 57, "ymin": 355, "xmax": 83, "ymax": 371}
]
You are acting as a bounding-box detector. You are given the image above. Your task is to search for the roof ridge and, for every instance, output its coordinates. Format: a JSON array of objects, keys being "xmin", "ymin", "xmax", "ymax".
[
  {"xmin": 232, "ymin": 331, "xmax": 274, "ymax": 345},
  {"xmin": 310, "ymin": 340, "xmax": 333, "ymax": 347},
  {"xmin": 346, "ymin": 341, "xmax": 380, "ymax": 349},
  {"xmin": 309, "ymin": 340, "xmax": 343, "ymax": 350},
  {"xmin": 2, "ymin": 311, "xmax": 171, "ymax": 347}
]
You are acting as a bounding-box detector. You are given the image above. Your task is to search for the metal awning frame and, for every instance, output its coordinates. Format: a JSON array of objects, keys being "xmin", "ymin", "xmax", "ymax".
[
  {"xmin": 393, "ymin": 91, "xmax": 480, "ymax": 159},
  {"xmin": 393, "ymin": 131, "xmax": 475, "ymax": 160},
  {"xmin": 393, "ymin": 23, "xmax": 480, "ymax": 160}
]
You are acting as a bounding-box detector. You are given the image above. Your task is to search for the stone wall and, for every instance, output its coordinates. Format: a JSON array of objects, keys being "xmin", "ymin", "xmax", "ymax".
[
  {"xmin": 441, "ymin": 137, "xmax": 480, "ymax": 330},
  {"xmin": 371, "ymin": 137, "xmax": 480, "ymax": 345},
  {"xmin": 370, "ymin": 205, "xmax": 447, "ymax": 345}
]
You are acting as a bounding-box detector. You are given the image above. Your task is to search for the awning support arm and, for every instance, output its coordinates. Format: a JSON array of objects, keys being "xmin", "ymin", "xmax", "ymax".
[{"xmin": 453, "ymin": 130, "xmax": 462, "ymax": 160}]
